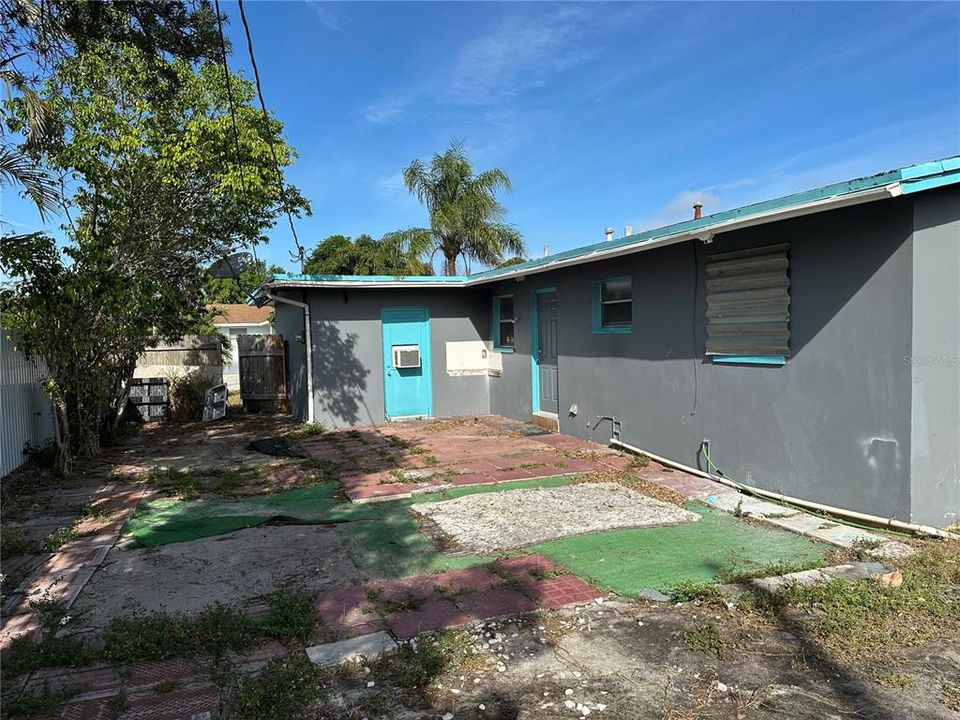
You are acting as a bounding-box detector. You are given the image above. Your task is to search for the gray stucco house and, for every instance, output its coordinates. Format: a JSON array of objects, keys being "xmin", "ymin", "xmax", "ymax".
[{"xmin": 256, "ymin": 157, "xmax": 960, "ymax": 528}]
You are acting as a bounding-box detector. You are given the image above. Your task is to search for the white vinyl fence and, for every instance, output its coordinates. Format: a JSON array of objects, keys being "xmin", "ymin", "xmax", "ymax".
[{"xmin": 0, "ymin": 329, "xmax": 54, "ymax": 478}]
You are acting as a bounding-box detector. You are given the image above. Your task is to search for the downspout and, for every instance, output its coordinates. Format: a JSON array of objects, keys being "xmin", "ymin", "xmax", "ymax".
[
  {"xmin": 609, "ymin": 437, "xmax": 958, "ymax": 540},
  {"xmin": 265, "ymin": 291, "xmax": 314, "ymax": 424}
]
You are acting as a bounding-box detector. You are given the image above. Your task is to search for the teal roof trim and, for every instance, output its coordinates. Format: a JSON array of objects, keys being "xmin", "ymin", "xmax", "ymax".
[
  {"xmin": 258, "ymin": 156, "xmax": 958, "ymax": 295},
  {"xmin": 270, "ymin": 273, "xmax": 468, "ymax": 283}
]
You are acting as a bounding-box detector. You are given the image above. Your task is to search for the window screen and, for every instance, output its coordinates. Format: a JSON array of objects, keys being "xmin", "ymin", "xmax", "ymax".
[
  {"xmin": 599, "ymin": 277, "xmax": 632, "ymax": 327},
  {"xmin": 496, "ymin": 296, "xmax": 515, "ymax": 349},
  {"xmin": 705, "ymin": 243, "xmax": 790, "ymax": 357}
]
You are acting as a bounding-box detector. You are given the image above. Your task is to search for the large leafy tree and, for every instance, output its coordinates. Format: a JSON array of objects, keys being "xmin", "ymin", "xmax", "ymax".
[
  {"xmin": 303, "ymin": 232, "xmax": 431, "ymax": 276},
  {"xmin": 1, "ymin": 0, "xmax": 221, "ymax": 218},
  {"xmin": 1, "ymin": 43, "xmax": 308, "ymax": 472},
  {"xmin": 402, "ymin": 141, "xmax": 524, "ymax": 276},
  {"xmin": 205, "ymin": 259, "xmax": 287, "ymax": 304}
]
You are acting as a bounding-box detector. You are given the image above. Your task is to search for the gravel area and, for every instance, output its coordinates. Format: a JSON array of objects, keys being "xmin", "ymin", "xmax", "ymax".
[{"xmin": 411, "ymin": 482, "xmax": 700, "ymax": 553}]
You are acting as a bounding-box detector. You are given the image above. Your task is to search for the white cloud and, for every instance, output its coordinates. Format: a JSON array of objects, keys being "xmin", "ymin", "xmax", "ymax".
[
  {"xmin": 303, "ymin": 1, "xmax": 344, "ymax": 32},
  {"xmin": 632, "ymin": 190, "xmax": 721, "ymax": 231},
  {"xmin": 358, "ymin": 5, "xmax": 635, "ymax": 125},
  {"xmin": 364, "ymin": 95, "xmax": 407, "ymax": 124},
  {"xmin": 374, "ymin": 171, "xmax": 406, "ymax": 197}
]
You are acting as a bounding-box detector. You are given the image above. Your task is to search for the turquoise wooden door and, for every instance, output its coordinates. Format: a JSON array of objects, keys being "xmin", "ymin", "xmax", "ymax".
[{"xmin": 381, "ymin": 308, "xmax": 432, "ymax": 419}]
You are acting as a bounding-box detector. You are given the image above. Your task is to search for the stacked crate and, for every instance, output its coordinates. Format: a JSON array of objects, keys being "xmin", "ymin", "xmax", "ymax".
[{"xmin": 129, "ymin": 377, "xmax": 169, "ymax": 421}]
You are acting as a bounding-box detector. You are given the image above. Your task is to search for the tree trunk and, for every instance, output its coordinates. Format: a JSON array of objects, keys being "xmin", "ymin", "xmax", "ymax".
[
  {"xmin": 444, "ymin": 253, "xmax": 458, "ymax": 276},
  {"xmin": 52, "ymin": 399, "xmax": 72, "ymax": 476}
]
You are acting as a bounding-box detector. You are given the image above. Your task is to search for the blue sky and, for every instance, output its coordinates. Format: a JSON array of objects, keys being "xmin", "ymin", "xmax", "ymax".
[{"xmin": 3, "ymin": 1, "xmax": 958, "ymax": 272}]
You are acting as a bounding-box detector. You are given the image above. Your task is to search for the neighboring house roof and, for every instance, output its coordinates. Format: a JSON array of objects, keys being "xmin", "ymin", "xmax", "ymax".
[
  {"xmin": 254, "ymin": 156, "xmax": 960, "ymax": 299},
  {"xmin": 208, "ymin": 304, "xmax": 273, "ymax": 325}
]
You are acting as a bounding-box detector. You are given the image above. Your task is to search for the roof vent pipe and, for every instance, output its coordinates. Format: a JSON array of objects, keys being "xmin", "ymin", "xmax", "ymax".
[
  {"xmin": 624, "ymin": 225, "xmax": 633, "ymax": 237},
  {"xmin": 693, "ymin": 202, "xmax": 703, "ymax": 220},
  {"xmin": 604, "ymin": 227, "xmax": 614, "ymax": 242}
]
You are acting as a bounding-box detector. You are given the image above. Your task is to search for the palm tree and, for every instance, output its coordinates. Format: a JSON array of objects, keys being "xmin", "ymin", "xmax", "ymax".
[
  {"xmin": 1, "ymin": 58, "xmax": 61, "ymax": 219},
  {"xmin": 403, "ymin": 141, "xmax": 524, "ymax": 276}
]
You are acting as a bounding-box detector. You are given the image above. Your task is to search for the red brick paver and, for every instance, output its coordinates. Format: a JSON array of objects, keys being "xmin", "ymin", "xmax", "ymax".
[
  {"xmin": 525, "ymin": 575, "xmax": 604, "ymax": 609},
  {"xmin": 315, "ymin": 585, "xmax": 385, "ymax": 639},
  {"xmin": 454, "ymin": 586, "xmax": 538, "ymax": 619},
  {"xmin": 492, "ymin": 553, "xmax": 558, "ymax": 580},
  {"xmin": 431, "ymin": 566, "xmax": 502, "ymax": 595},
  {"xmin": 387, "ymin": 598, "xmax": 473, "ymax": 639}
]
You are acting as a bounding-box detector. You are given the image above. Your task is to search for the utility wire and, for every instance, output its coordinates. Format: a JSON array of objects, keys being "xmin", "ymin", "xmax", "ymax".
[
  {"xmin": 213, "ymin": 0, "xmax": 249, "ymax": 294},
  {"xmin": 236, "ymin": 0, "xmax": 307, "ymax": 272}
]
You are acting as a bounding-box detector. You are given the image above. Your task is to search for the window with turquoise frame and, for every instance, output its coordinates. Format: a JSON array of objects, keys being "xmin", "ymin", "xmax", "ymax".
[
  {"xmin": 592, "ymin": 276, "xmax": 632, "ymax": 334},
  {"xmin": 493, "ymin": 295, "xmax": 515, "ymax": 351}
]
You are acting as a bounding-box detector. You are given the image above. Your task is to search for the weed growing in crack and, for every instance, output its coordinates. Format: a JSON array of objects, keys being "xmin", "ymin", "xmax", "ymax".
[
  {"xmin": 260, "ymin": 589, "xmax": 317, "ymax": 644},
  {"xmin": 683, "ymin": 622, "xmax": 728, "ymax": 659}
]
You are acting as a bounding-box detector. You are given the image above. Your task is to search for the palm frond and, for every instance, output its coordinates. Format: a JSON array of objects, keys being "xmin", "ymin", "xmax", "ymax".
[
  {"xmin": 0, "ymin": 65, "xmax": 55, "ymax": 145},
  {"xmin": 0, "ymin": 145, "xmax": 61, "ymax": 218}
]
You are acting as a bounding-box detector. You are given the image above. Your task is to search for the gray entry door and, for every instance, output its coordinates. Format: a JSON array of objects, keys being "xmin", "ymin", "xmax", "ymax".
[{"xmin": 536, "ymin": 292, "xmax": 560, "ymax": 414}]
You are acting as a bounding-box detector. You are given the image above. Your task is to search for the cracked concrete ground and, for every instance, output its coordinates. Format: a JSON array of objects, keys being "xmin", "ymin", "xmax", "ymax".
[
  {"xmin": 320, "ymin": 599, "xmax": 960, "ymax": 720},
  {"xmin": 74, "ymin": 525, "xmax": 361, "ymax": 627}
]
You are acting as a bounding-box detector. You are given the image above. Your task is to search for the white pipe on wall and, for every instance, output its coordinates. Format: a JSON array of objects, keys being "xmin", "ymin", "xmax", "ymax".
[
  {"xmin": 609, "ymin": 438, "xmax": 959, "ymax": 540},
  {"xmin": 265, "ymin": 291, "xmax": 314, "ymax": 425}
]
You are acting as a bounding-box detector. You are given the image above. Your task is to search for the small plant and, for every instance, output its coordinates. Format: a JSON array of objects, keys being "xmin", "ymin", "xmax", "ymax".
[
  {"xmin": 3, "ymin": 634, "xmax": 91, "ymax": 680},
  {"xmin": 146, "ymin": 466, "xmax": 202, "ymax": 498},
  {"xmin": 3, "ymin": 684, "xmax": 82, "ymax": 718},
  {"xmin": 192, "ymin": 603, "xmax": 258, "ymax": 657},
  {"xmin": 683, "ymin": 622, "xmax": 727, "ymax": 659},
  {"xmin": 104, "ymin": 691, "xmax": 129, "ymax": 720},
  {"xmin": 733, "ymin": 498, "xmax": 744, "ymax": 517},
  {"xmin": 166, "ymin": 370, "xmax": 210, "ymax": 422},
  {"xmin": 221, "ymin": 654, "xmax": 325, "ymax": 720},
  {"xmin": 943, "ymin": 679, "xmax": 960, "ymax": 712},
  {"xmin": 214, "ymin": 468, "xmax": 248, "ymax": 496},
  {"xmin": 103, "ymin": 613, "xmax": 193, "ymax": 663},
  {"xmin": 670, "ymin": 580, "xmax": 722, "ymax": 602},
  {"xmin": 284, "ymin": 422, "xmax": 327, "ymax": 440},
  {"xmin": 22, "ymin": 440, "xmax": 57, "ymax": 468},
  {"xmin": 422, "ymin": 455, "xmax": 440, "ymax": 467},
  {"xmin": 627, "ymin": 453, "xmax": 650, "ymax": 470},
  {"xmin": 1, "ymin": 526, "xmax": 38, "ymax": 557},
  {"xmin": 260, "ymin": 590, "xmax": 316, "ymax": 644}
]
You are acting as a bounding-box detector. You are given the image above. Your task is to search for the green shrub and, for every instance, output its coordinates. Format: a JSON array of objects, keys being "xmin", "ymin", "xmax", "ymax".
[
  {"xmin": 260, "ymin": 590, "xmax": 316, "ymax": 644},
  {"xmin": 192, "ymin": 603, "xmax": 257, "ymax": 657},
  {"xmin": 223, "ymin": 654, "xmax": 324, "ymax": 720},
  {"xmin": 103, "ymin": 613, "xmax": 193, "ymax": 663},
  {"xmin": 166, "ymin": 370, "xmax": 210, "ymax": 422}
]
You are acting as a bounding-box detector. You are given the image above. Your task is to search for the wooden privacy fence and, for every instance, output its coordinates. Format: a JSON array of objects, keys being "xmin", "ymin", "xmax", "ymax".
[
  {"xmin": 135, "ymin": 335, "xmax": 223, "ymax": 384},
  {"xmin": 238, "ymin": 334, "xmax": 287, "ymax": 413}
]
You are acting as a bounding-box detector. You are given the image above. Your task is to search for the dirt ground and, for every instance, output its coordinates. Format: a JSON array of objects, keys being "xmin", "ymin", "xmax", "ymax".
[
  {"xmin": 412, "ymin": 482, "xmax": 700, "ymax": 553},
  {"xmin": 316, "ymin": 599, "xmax": 960, "ymax": 720}
]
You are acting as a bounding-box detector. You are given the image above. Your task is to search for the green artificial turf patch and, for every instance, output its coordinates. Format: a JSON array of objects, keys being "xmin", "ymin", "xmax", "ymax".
[
  {"xmin": 124, "ymin": 484, "xmax": 354, "ymax": 547},
  {"xmin": 123, "ymin": 475, "xmax": 576, "ymax": 559},
  {"xmin": 530, "ymin": 503, "xmax": 828, "ymax": 595},
  {"xmin": 341, "ymin": 475, "xmax": 577, "ymax": 578}
]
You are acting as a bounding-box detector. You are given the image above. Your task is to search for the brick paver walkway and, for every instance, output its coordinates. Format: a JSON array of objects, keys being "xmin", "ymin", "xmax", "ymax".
[
  {"xmin": 315, "ymin": 553, "xmax": 603, "ymax": 641},
  {"xmin": 0, "ymin": 482, "xmax": 151, "ymax": 651},
  {"xmin": 299, "ymin": 416, "xmax": 635, "ymax": 502}
]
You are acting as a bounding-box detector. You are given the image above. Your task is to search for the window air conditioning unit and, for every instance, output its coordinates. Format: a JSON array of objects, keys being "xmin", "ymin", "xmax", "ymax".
[{"xmin": 392, "ymin": 344, "xmax": 421, "ymax": 369}]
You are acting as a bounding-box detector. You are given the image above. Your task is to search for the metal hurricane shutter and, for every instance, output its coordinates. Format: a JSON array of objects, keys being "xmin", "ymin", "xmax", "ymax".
[{"xmin": 705, "ymin": 243, "xmax": 791, "ymax": 356}]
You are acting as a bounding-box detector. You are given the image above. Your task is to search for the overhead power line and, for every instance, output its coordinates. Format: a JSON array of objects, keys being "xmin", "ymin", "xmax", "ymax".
[{"xmin": 236, "ymin": 0, "xmax": 307, "ymax": 272}]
